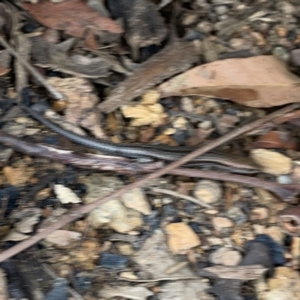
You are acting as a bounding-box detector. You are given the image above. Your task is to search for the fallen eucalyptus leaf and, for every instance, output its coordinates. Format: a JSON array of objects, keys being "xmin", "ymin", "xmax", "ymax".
[{"xmin": 158, "ymin": 56, "xmax": 300, "ymax": 108}]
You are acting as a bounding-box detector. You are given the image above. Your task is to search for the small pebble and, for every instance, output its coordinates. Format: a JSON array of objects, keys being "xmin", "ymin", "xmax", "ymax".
[
  {"xmin": 272, "ymin": 46, "xmax": 290, "ymax": 62},
  {"xmin": 166, "ymin": 222, "xmax": 201, "ymax": 254},
  {"xmin": 197, "ymin": 21, "xmax": 213, "ymax": 34},
  {"xmin": 181, "ymin": 97, "xmax": 194, "ymax": 113},
  {"xmin": 251, "ymin": 207, "xmax": 269, "ymax": 220},
  {"xmin": 250, "ymin": 149, "xmax": 292, "ymax": 175},
  {"xmin": 277, "ymin": 175, "xmax": 293, "ymax": 184},
  {"xmin": 121, "ymin": 188, "xmax": 151, "ymax": 215},
  {"xmin": 116, "ymin": 243, "xmax": 134, "ymax": 256},
  {"xmin": 226, "ymin": 207, "xmax": 247, "ymax": 225},
  {"xmin": 173, "ymin": 117, "xmax": 188, "ymax": 129},
  {"xmin": 194, "ymin": 180, "xmax": 222, "ymax": 204},
  {"xmin": 212, "ymin": 217, "xmax": 233, "ymax": 231},
  {"xmin": 198, "ymin": 120, "xmax": 212, "ymax": 130},
  {"xmin": 119, "ymin": 272, "xmax": 138, "ymax": 280},
  {"xmin": 98, "ymin": 252, "xmax": 128, "ymax": 270},
  {"xmin": 181, "ymin": 12, "xmax": 198, "ymax": 26},
  {"xmin": 214, "ymin": 5, "xmax": 228, "ymax": 15},
  {"xmin": 206, "ymin": 237, "xmax": 223, "ymax": 246},
  {"xmin": 210, "ymin": 247, "xmax": 242, "ymax": 266}
]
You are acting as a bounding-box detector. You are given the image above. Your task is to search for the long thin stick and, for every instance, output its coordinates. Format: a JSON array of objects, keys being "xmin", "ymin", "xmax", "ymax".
[{"xmin": 0, "ymin": 103, "xmax": 298, "ymax": 262}]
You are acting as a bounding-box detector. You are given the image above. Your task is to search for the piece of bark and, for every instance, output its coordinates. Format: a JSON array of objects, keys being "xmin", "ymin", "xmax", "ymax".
[
  {"xmin": 158, "ymin": 55, "xmax": 300, "ymax": 108},
  {"xmin": 98, "ymin": 40, "xmax": 198, "ymax": 113}
]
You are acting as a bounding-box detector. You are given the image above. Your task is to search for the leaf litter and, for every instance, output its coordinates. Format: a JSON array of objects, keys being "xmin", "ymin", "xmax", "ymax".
[{"xmin": 1, "ymin": 0, "xmax": 300, "ymax": 299}]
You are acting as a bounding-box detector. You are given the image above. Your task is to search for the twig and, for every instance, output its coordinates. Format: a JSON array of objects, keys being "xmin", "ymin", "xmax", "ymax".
[
  {"xmin": 169, "ymin": 168, "xmax": 300, "ymax": 201},
  {"xmin": 149, "ymin": 187, "xmax": 213, "ymax": 208},
  {"xmin": 0, "ymin": 103, "xmax": 298, "ymax": 262},
  {"xmin": 0, "ymin": 36, "xmax": 65, "ymax": 100},
  {"xmin": 117, "ymin": 276, "xmax": 201, "ymax": 282}
]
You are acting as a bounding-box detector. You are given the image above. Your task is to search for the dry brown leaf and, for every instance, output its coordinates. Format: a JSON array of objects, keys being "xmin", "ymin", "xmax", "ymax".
[
  {"xmin": 248, "ymin": 131, "xmax": 298, "ymax": 151},
  {"xmin": 23, "ymin": 0, "xmax": 123, "ymax": 38},
  {"xmin": 158, "ymin": 56, "xmax": 300, "ymax": 108}
]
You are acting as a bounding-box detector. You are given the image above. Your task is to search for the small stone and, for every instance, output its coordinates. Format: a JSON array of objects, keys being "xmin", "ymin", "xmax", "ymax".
[
  {"xmin": 251, "ymin": 207, "xmax": 269, "ymax": 220},
  {"xmin": 277, "ymin": 175, "xmax": 293, "ymax": 184},
  {"xmin": 229, "ymin": 38, "xmax": 245, "ymax": 50},
  {"xmin": 212, "ymin": 217, "xmax": 233, "ymax": 232},
  {"xmin": 226, "ymin": 207, "xmax": 247, "ymax": 225},
  {"xmin": 181, "ymin": 12, "xmax": 198, "ymax": 26},
  {"xmin": 272, "ymin": 46, "xmax": 290, "ymax": 62},
  {"xmin": 214, "ymin": 5, "xmax": 228, "ymax": 15},
  {"xmin": 206, "ymin": 237, "xmax": 223, "ymax": 246},
  {"xmin": 197, "ymin": 21, "xmax": 213, "ymax": 34},
  {"xmin": 163, "ymin": 128, "xmax": 176, "ymax": 135},
  {"xmin": 194, "ymin": 180, "xmax": 222, "ymax": 204},
  {"xmin": 119, "ymin": 271, "xmax": 138, "ymax": 280},
  {"xmin": 99, "ymin": 252, "xmax": 128, "ymax": 270},
  {"xmin": 205, "ymin": 209, "xmax": 219, "ymax": 215},
  {"xmin": 198, "ymin": 120, "xmax": 212, "ymax": 130},
  {"xmin": 165, "ymin": 222, "xmax": 201, "ymax": 255},
  {"xmin": 116, "ymin": 243, "xmax": 134, "ymax": 256},
  {"xmin": 121, "ymin": 188, "xmax": 151, "ymax": 215},
  {"xmin": 181, "ymin": 97, "xmax": 194, "ymax": 113},
  {"xmin": 253, "ymin": 224, "xmax": 266, "ymax": 235},
  {"xmin": 276, "ymin": 26, "xmax": 287, "ymax": 37},
  {"xmin": 250, "ymin": 149, "xmax": 292, "ymax": 175},
  {"xmin": 251, "ymin": 31, "xmax": 266, "ymax": 46},
  {"xmin": 204, "ymin": 99, "xmax": 219, "ymax": 109},
  {"xmin": 210, "ymin": 247, "xmax": 242, "ymax": 266},
  {"xmin": 88, "ymin": 199, "xmax": 143, "ymax": 233},
  {"xmin": 173, "ymin": 117, "xmax": 188, "ymax": 129}
]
